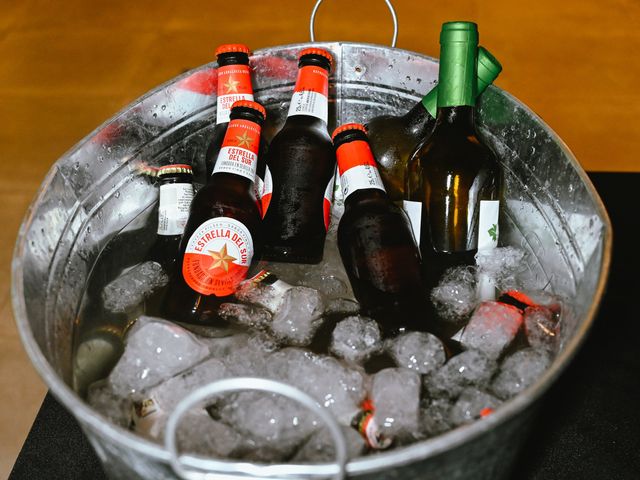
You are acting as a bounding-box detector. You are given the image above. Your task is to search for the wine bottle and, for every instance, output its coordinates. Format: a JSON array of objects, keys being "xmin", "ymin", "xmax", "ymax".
[{"xmin": 404, "ymin": 22, "xmax": 503, "ymax": 286}]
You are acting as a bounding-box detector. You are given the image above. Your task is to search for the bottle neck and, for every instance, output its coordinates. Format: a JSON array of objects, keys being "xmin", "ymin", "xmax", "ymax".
[
  {"xmin": 157, "ymin": 176, "xmax": 194, "ymax": 236},
  {"xmin": 287, "ymin": 62, "xmax": 330, "ymax": 123},
  {"xmin": 335, "ymin": 133, "xmax": 387, "ymax": 201},
  {"xmin": 404, "ymin": 100, "xmax": 435, "ymax": 135},
  {"xmin": 216, "ymin": 55, "xmax": 254, "ymax": 125},
  {"xmin": 437, "ymin": 41, "xmax": 477, "ymax": 108},
  {"xmin": 434, "ymin": 105, "xmax": 476, "ymax": 135},
  {"xmin": 211, "ymin": 114, "xmax": 262, "ymax": 185}
]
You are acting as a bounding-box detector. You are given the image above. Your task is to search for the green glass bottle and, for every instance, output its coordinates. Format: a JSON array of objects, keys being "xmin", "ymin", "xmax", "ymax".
[
  {"xmin": 366, "ymin": 46, "xmax": 502, "ymax": 202},
  {"xmin": 404, "ymin": 22, "xmax": 503, "ymax": 285}
]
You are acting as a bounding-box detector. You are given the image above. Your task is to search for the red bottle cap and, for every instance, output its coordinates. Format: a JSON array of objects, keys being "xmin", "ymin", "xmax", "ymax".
[
  {"xmin": 231, "ymin": 100, "xmax": 266, "ymax": 120},
  {"xmin": 215, "ymin": 44, "xmax": 251, "ymax": 56},
  {"xmin": 332, "ymin": 123, "xmax": 367, "ymax": 141},
  {"xmin": 298, "ymin": 47, "xmax": 333, "ymax": 64}
]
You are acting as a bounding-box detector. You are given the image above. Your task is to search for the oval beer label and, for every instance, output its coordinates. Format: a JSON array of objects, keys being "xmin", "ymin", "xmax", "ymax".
[{"xmin": 182, "ymin": 217, "xmax": 254, "ymax": 296}]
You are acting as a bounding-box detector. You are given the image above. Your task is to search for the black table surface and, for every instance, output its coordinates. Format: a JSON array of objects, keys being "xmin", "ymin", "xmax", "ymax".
[{"xmin": 9, "ymin": 172, "xmax": 640, "ymax": 480}]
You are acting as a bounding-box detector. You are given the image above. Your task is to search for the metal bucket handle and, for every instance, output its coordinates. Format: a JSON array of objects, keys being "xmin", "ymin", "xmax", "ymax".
[
  {"xmin": 164, "ymin": 377, "xmax": 348, "ymax": 480},
  {"xmin": 309, "ymin": 0, "xmax": 398, "ymax": 47}
]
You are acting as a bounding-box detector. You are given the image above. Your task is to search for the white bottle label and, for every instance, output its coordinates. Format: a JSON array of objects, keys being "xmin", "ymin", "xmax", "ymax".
[
  {"xmin": 157, "ymin": 183, "xmax": 194, "ymax": 236},
  {"xmin": 402, "ymin": 200, "xmax": 423, "ymax": 246},
  {"xmin": 287, "ymin": 91, "xmax": 328, "ymax": 123},
  {"xmin": 287, "ymin": 65, "xmax": 329, "ymax": 123},
  {"xmin": 340, "ymin": 165, "xmax": 385, "ymax": 200},
  {"xmin": 477, "ymin": 200, "xmax": 500, "ymax": 250}
]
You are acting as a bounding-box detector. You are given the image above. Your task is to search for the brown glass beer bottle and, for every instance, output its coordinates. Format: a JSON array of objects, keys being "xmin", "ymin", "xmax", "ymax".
[
  {"xmin": 163, "ymin": 100, "xmax": 266, "ymax": 325},
  {"xmin": 203, "ymin": 44, "xmax": 267, "ymax": 199},
  {"xmin": 261, "ymin": 48, "xmax": 336, "ymax": 264},
  {"xmin": 333, "ymin": 123, "xmax": 430, "ymax": 336}
]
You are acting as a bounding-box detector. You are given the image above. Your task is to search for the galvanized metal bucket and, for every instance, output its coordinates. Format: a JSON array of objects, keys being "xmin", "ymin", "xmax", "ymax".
[{"xmin": 12, "ymin": 21, "xmax": 611, "ymax": 480}]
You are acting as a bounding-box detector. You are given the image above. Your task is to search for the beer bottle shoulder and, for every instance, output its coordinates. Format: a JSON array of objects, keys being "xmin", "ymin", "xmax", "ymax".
[{"xmin": 189, "ymin": 179, "xmax": 261, "ymax": 223}]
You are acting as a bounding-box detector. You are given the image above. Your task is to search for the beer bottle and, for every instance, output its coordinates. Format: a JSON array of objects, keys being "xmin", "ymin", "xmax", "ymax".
[
  {"xmin": 333, "ymin": 123, "xmax": 429, "ymax": 336},
  {"xmin": 366, "ymin": 47, "xmax": 502, "ymax": 202},
  {"xmin": 405, "ymin": 22, "xmax": 503, "ymax": 285},
  {"xmin": 163, "ymin": 100, "xmax": 266, "ymax": 324},
  {"xmin": 203, "ymin": 44, "xmax": 260, "ymax": 182},
  {"xmin": 149, "ymin": 164, "xmax": 194, "ymax": 274},
  {"xmin": 261, "ymin": 48, "xmax": 336, "ymax": 264}
]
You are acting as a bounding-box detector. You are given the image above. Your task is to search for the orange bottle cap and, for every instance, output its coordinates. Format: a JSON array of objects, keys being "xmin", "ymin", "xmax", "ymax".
[
  {"xmin": 231, "ymin": 100, "xmax": 266, "ymax": 120},
  {"xmin": 215, "ymin": 44, "xmax": 251, "ymax": 56},
  {"xmin": 299, "ymin": 47, "xmax": 333, "ymax": 64},
  {"xmin": 331, "ymin": 123, "xmax": 367, "ymax": 140}
]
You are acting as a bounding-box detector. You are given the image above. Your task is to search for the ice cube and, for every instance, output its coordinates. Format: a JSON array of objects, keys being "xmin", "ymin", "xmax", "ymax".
[
  {"xmin": 475, "ymin": 247, "xmax": 527, "ymax": 289},
  {"xmin": 420, "ymin": 398, "xmax": 452, "ymax": 438},
  {"xmin": 371, "ymin": 368, "xmax": 422, "ymax": 442},
  {"xmin": 270, "ymin": 287, "xmax": 325, "ymax": 346},
  {"xmin": 176, "ymin": 410, "xmax": 242, "ymax": 458},
  {"xmin": 448, "ymin": 387, "xmax": 501, "ymax": 426},
  {"xmin": 430, "ymin": 266, "xmax": 478, "ymax": 323},
  {"xmin": 235, "ymin": 271, "xmax": 292, "ymax": 313},
  {"xmin": 491, "ymin": 348, "xmax": 552, "ymax": 399},
  {"xmin": 524, "ymin": 306, "xmax": 559, "ymax": 351},
  {"xmin": 205, "ymin": 333, "xmax": 250, "ymax": 358},
  {"xmin": 102, "ymin": 261, "xmax": 169, "ymax": 314},
  {"xmin": 293, "ymin": 426, "xmax": 366, "ymax": 463},
  {"xmin": 325, "ymin": 298, "xmax": 361, "ymax": 316},
  {"xmin": 266, "ymin": 348, "xmax": 367, "ymax": 424},
  {"xmin": 330, "ymin": 316, "xmax": 382, "ymax": 364},
  {"xmin": 87, "ymin": 379, "xmax": 132, "ymax": 428},
  {"xmin": 221, "ymin": 340, "xmax": 273, "ymax": 377},
  {"xmin": 218, "ymin": 303, "xmax": 272, "ymax": 330},
  {"xmin": 132, "ymin": 357, "xmax": 229, "ymax": 439},
  {"xmin": 107, "ymin": 317, "xmax": 210, "ymax": 397},
  {"xmin": 459, "ymin": 302, "xmax": 523, "ymax": 359},
  {"xmin": 424, "ymin": 349, "xmax": 497, "ymax": 400},
  {"xmin": 387, "ymin": 331, "xmax": 446, "ymax": 375},
  {"xmin": 216, "ymin": 391, "xmax": 319, "ymax": 462}
]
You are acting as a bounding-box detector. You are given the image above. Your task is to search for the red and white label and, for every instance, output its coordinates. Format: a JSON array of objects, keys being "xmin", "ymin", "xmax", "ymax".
[
  {"xmin": 260, "ymin": 166, "xmax": 273, "ymax": 218},
  {"xmin": 287, "ymin": 65, "xmax": 329, "ymax": 123},
  {"xmin": 216, "ymin": 65, "xmax": 254, "ymax": 124},
  {"xmin": 182, "ymin": 217, "xmax": 254, "ymax": 297},
  {"xmin": 336, "ymin": 140, "xmax": 385, "ymax": 200},
  {"xmin": 212, "ymin": 119, "xmax": 261, "ymax": 181},
  {"xmin": 323, "ymin": 171, "xmax": 335, "ymax": 231},
  {"xmin": 157, "ymin": 183, "xmax": 194, "ymax": 236}
]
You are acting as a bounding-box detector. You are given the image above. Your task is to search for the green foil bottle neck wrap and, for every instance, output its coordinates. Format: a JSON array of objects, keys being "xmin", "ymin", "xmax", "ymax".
[
  {"xmin": 421, "ymin": 46, "xmax": 502, "ymax": 117},
  {"xmin": 436, "ymin": 21, "xmax": 479, "ymax": 108}
]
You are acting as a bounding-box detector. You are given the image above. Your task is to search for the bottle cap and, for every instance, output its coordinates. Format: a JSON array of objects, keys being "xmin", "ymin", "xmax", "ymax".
[
  {"xmin": 440, "ymin": 21, "xmax": 479, "ymax": 44},
  {"xmin": 331, "ymin": 123, "xmax": 367, "ymax": 141},
  {"xmin": 231, "ymin": 100, "xmax": 267, "ymax": 120},
  {"xmin": 477, "ymin": 46, "xmax": 502, "ymax": 86},
  {"xmin": 299, "ymin": 47, "xmax": 333, "ymax": 64},
  {"xmin": 215, "ymin": 44, "xmax": 251, "ymax": 57},
  {"xmin": 157, "ymin": 164, "xmax": 193, "ymax": 176}
]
